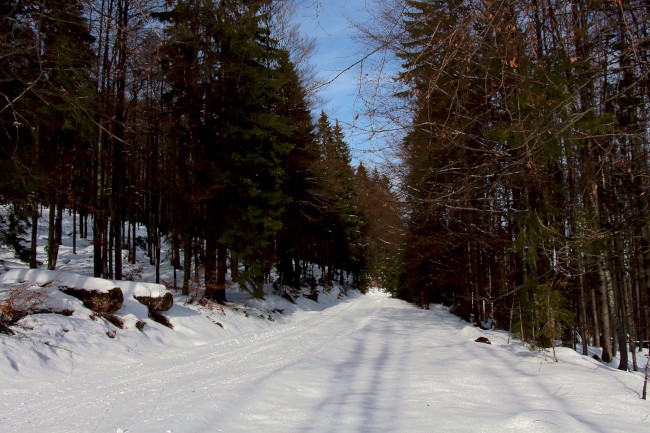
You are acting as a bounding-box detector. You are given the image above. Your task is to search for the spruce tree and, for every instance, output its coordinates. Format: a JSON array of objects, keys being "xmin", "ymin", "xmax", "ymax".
[
  {"xmin": 274, "ymin": 56, "xmax": 322, "ymax": 288},
  {"xmin": 157, "ymin": 0, "xmax": 295, "ymax": 299},
  {"xmin": 214, "ymin": 1, "xmax": 293, "ymax": 298},
  {"xmin": 0, "ymin": 1, "xmax": 95, "ymax": 269},
  {"xmin": 314, "ymin": 112, "xmax": 366, "ymax": 287}
]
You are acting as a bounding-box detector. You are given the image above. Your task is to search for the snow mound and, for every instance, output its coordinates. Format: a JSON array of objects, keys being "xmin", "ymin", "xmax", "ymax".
[{"xmin": 459, "ymin": 324, "xmax": 483, "ymax": 340}]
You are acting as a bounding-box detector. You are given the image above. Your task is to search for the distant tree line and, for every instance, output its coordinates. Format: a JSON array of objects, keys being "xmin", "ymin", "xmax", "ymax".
[
  {"xmin": 0, "ymin": 0, "xmax": 403, "ymax": 298},
  {"xmin": 376, "ymin": 0, "xmax": 649, "ymax": 368}
]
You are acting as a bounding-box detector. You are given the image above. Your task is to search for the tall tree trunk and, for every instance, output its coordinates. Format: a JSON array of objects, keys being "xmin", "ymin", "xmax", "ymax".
[
  {"xmin": 215, "ymin": 242, "xmax": 228, "ymax": 303},
  {"xmin": 54, "ymin": 198, "xmax": 63, "ymax": 258},
  {"xmin": 182, "ymin": 233, "xmax": 192, "ymax": 296},
  {"xmin": 30, "ymin": 204, "xmax": 38, "ymax": 269},
  {"xmin": 93, "ymin": 0, "xmax": 113, "ymax": 279},
  {"xmin": 612, "ymin": 245, "xmax": 629, "ymax": 370},
  {"xmin": 204, "ymin": 230, "xmax": 217, "ymax": 300},
  {"xmin": 597, "ymin": 257, "xmax": 614, "ymax": 363},
  {"xmin": 155, "ymin": 194, "xmax": 162, "ymax": 284},
  {"xmin": 623, "ymin": 274, "xmax": 637, "ymax": 371},
  {"xmin": 93, "ymin": 213, "xmax": 103, "ymax": 277},
  {"xmin": 108, "ymin": 225, "xmax": 113, "ymax": 279},
  {"xmin": 131, "ymin": 220, "xmax": 136, "ymax": 264},
  {"xmin": 230, "ymin": 251, "xmax": 239, "ymax": 283},
  {"xmin": 590, "ymin": 282, "xmax": 601, "ymax": 350},
  {"xmin": 47, "ymin": 196, "xmax": 58, "ymax": 270},
  {"xmin": 78, "ymin": 209, "xmax": 84, "ymax": 239},
  {"xmin": 110, "ymin": 0, "xmax": 129, "ymax": 281},
  {"xmin": 72, "ymin": 208, "xmax": 77, "ymax": 255},
  {"xmin": 578, "ymin": 271, "xmax": 589, "ymax": 356}
]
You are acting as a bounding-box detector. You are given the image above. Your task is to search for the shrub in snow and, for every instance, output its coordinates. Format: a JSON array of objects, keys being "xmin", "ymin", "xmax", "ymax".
[
  {"xmin": 123, "ymin": 263, "xmax": 145, "ymax": 281},
  {"xmin": 0, "ymin": 206, "xmax": 32, "ymax": 263},
  {"xmin": 0, "ymin": 283, "xmax": 51, "ymax": 333}
]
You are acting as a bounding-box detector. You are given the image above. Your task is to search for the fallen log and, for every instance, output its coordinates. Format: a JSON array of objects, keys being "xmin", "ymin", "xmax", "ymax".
[
  {"xmin": 134, "ymin": 292, "xmax": 173, "ymax": 314},
  {"xmin": 59, "ymin": 286, "xmax": 123, "ymax": 313}
]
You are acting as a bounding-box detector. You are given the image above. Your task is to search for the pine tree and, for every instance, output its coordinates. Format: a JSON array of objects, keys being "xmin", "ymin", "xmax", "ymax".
[
  {"xmin": 314, "ymin": 112, "xmax": 366, "ymax": 287},
  {"xmin": 0, "ymin": 1, "xmax": 95, "ymax": 269},
  {"xmin": 274, "ymin": 56, "xmax": 322, "ymax": 288},
  {"xmin": 156, "ymin": 0, "xmax": 295, "ymax": 299}
]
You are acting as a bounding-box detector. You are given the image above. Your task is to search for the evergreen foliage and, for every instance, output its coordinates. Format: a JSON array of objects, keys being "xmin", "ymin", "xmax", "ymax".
[
  {"xmin": 0, "ymin": 205, "xmax": 31, "ymax": 262},
  {"xmin": 314, "ymin": 112, "xmax": 368, "ymax": 287}
]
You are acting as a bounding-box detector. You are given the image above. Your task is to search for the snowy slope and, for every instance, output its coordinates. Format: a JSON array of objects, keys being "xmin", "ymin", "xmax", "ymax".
[{"xmin": 1, "ymin": 289, "xmax": 648, "ymax": 433}]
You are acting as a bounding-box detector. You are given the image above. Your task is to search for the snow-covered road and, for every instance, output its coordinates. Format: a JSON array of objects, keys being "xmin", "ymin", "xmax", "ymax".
[{"xmin": 2, "ymin": 290, "xmax": 648, "ymax": 433}]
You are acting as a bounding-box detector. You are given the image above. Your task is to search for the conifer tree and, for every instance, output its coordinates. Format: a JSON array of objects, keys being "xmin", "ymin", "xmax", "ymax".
[
  {"xmin": 274, "ymin": 56, "xmax": 323, "ymax": 288},
  {"xmin": 155, "ymin": 0, "xmax": 209, "ymax": 294},
  {"xmin": 156, "ymin": 0, "xmax": 295, "ymax": 299},
  {"xmin": 314, "ymin": 112, "xmax": 367, "ymax": 287},
  {"xmin": 0, "ymin": 1, "xmax": 95, "ymax": 270},
  {"xmin": 211, "ymin": 0, "xmax": 294, "ymax": 298}
]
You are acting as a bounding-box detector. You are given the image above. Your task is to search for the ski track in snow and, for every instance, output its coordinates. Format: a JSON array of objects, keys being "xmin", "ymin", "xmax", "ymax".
[{"xmin": 2, "ymin": 291, "xmax": 649, "ymax": 433}]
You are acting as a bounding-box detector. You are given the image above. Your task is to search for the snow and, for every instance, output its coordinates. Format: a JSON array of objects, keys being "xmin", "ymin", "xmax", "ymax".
[
  {"xmin": 115, "ymin": 280, "xmax": 170, "ymax": 299},
  {"xmin": 2, "ymin": 290, "xmax": 649, "ymax": 432},
  {"xmin": 1, "ymin": 268, "xmax": 119, "ymax": 294},
  {"xmin": 1, "ymin": 212, "xmax": 649, "ymax": 432}
]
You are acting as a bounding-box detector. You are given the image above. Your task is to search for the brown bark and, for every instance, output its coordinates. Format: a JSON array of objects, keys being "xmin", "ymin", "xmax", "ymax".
[
  {"xmin": 597, "ymin": 258, "xmax": 614, "ymax": 363},
  {"xmin": 215, "ymin": 243, "xmax": 228, "ymax": 303}
]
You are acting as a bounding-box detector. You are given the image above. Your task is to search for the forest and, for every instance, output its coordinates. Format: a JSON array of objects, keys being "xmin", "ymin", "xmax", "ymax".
[
  {"xmin": 365, "ymin": 0, "xmax": 650, "ymax": 371},
  {"xmin": 1, "ymin": 0, "xmax": 650, "ymax": 372},
  {"xmin": 0, "ymin": 0, "xmax": 402, "ymax": 300}
]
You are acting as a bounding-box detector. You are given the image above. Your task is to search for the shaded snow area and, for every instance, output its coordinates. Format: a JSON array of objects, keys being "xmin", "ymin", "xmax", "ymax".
[{"xmin": 0, "ymin": 289, "xmax": 648, "ymax": 432}]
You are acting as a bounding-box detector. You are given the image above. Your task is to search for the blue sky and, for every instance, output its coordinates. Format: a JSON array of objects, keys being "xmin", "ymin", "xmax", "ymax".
[{"xmin": 292, "ymin": 1, "xmax": 377, "ymax": 167}]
